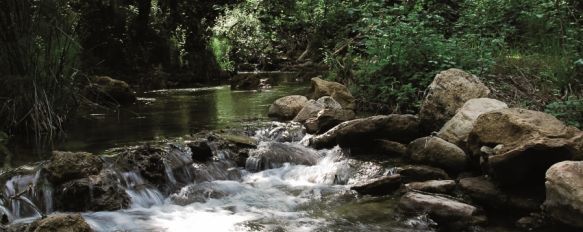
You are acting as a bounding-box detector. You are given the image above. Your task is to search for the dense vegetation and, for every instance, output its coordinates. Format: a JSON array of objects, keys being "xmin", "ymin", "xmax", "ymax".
[{"xmin": 1, "ymin": 0, "xmax": 582, "ymax": 139}]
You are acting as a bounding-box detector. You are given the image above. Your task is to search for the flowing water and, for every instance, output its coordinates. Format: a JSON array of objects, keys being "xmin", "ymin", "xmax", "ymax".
[{"xmin": 0, "ymin": 73, "xmax": 501, "ymax": 231}]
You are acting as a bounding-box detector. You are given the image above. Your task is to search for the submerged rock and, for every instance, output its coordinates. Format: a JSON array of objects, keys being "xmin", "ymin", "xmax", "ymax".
[
  {"xmin": 419, "ymin": 69, "xmax": 490, "ymax": 133},
  {"xmin": 437, "ymin": 98, "xmax": 508, "ymax": 148},
  {"xmin": 406, "ymin": 180, "xmax": 456, "ymax": 194},
  {"xmin": 28, "ymin": 213, "xmax": 93, "ymax": 232},
  {"xmin": 407, "ymin": 136, "xmax": 468, "ymax": 172},
  {"xmin": 44, "ymin": 151, "xmax": 103, "ymax": 185},
  {"xmin": 83, "ymin": 76, "xmax": 136, "ymax": 106},
  {"xmin": 399, "ymin": 192, "xmax": 486, "ymax": 228},
  {"xmin": 268, "ymin": 95, "xmax": 309, "ymax": 120},
  {"xmin": 544, "ymin": 161, "xmax": 583, "ymax": 229},
  {"xmin": 245, "ymin": 142, "xmax": 321, "ymax": 172},
  {"xmin": 350, "ymin": 175, "xmax": 401, "ymax": 196},
  {"xmin": 468, "ymin": 108, "xmax": 582, "ymax": 191},
  {"xmin": 170, "ymin": 181, "xmax": 242, "ymax": 205},
  {"xmin": 309, "ymin": 77, "xmax": 355, "ymax": 110},
  {"xmin": 54, "ymin": 170, "xmax": 130, "ymax": 212},
  {"xmin": 309, "ymin": 114, "xmax": 421, "ymax": 149},
  {"xmin": 396, "ymin": 165, "xmax": 450, "ymax": 183}
]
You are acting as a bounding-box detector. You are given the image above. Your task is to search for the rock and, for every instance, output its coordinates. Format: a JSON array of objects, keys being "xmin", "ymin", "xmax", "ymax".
[
  {"xmin": 515, "ymin": 213, "xmax": 545, "ymax": 231},
  {"xmin": 54, "ymin": 170, "xmax": 130, "ymax": 212},
  {"xmin": 372, "ymin": 140, "xmax": 407, "ymax": 157},
  {"xmin": 170, "ymin": 181, "xmax": 241, "ymax": 205},
  {"xmin": 268, "ymin": 95, "xmax": 309, "ymax": 120},
  {"xmin": 437, "ymin": 98, "xmax": 508, "ymax": 148},
  {"xmin": 114, "ymin": 146, "xmax": 166, "ymax": 188},
  {"xmin": 83, "ymin": 76, "xmax": 136, "ymax": 106},
  {"xmin": 419, "ymin": 69, "xmax": 490, "ymax": 133},
  {"xmin": 406, "ymin": 180, "xmax": 456, "ymax": 194},
  {"xmin": 468, "ymin": 108, "xmax": 582, "ymax": 191},
  {"xmin": 350, "ymin": 175, "xmax": 401, "ymax": 196},
  {"xmin": 44, "ymin": 151, "xmax": 103, "ymax": 185},
  {"xmin": 399, "ymin": 192, "xmax": 487, "ymax": 228},
  {"xmin": 459, "ymin": 176, "xmax": 540, "ymax": 212},
  {"xmin": 245, "ymin": 142, "xmax": 322, "ymax": 172},
  {"xmin": 188, "ymin": 139, "xmax": 214, "ymax": 162},
  {"xmin": 543, "ymin": 161, "xmax": 583, "ymax": 229},
  {"xmin": 304, "ymin": 109, "xmax": 355, "ymax": 134},
  {"xmin": 407, "ymin": 137, "xmax": 468, "ymax": 172},
  {"xmin": 230, "ymin": 73, "xmax": 260, "ymax": 90},
  {"xmin": 310, "ymin": 77, "xmax": 356, "ymax": 110},
  {"xmin": 309, "ymin": 115, "xmax": 422, "ymax": 149},
  {"xmin": 396, "ymin": 165, "xmax": 450, "ymax": 183},
  {"xmin": 293, "ymin": 97, "xmax": 343, "ymax": 123},
  {"xmin": 28, "ymin": 213, "xmax": 93, "ymax": 232}
]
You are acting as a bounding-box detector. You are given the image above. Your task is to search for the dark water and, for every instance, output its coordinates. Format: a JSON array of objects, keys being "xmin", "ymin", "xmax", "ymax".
[{"xmin": 7, "ymin": 72, "xmax": 308, "ymax": 166}]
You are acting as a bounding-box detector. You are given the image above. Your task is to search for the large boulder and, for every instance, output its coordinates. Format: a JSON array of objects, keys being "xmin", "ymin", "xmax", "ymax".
[
  {"xmin": 230, "ymin": 73, "xmax": 260, "ymax": 90},
  {"xmin": 309, "ymin": 115, "xmax": 422, "ymax": 149},
  {"xmin": 83, "ymin": 76, "xmax": 136, "ymax": 106},
  {"xmin": 28, "ymin": 213, "xmax": 93, "ymax": 232},
  {"xmin": 407, "ymin": 136, "xmax": 468, "ymax": 172},
  {"xmin": 419, "ymin": 69, "xmax": 490, "ymax": 133},
  {"xmin": 245, "ymin": 142, "xmax": 322, "ymax": 172},
  {"xmin": 399, "ymin": 192, "xmax": 487, "ymax": 228},
  {"xmin": 543, "ymin": 161, "xmax": 583, "ymax": 229},
  {"xmin": 437, "ymin": 98, "xmax": 508, "ymax": 148},
  {"xmin": 467, "ymin": 108, "xmax": 582, "ymax": 191},
  {"xmin": 44, "ymin": 151, "xmax": 103, "ymax": 185},
  {"xmin": 350, "ymin": 175, "xmax": 401, "ymax": 196},
  {"xmin": 309, "ymin": 77, "xmax": 356, "ymax": 110},
  {"xmin": 54, "ymin": 170, "xmax": 130, "ymax": 212},
  {"xmin": 268, "ymin": 95, "xmax": 309, "ymax": 120},
  {"xmin": 459, "ymin": 176, "xmax": 540, "ymax": 212}
]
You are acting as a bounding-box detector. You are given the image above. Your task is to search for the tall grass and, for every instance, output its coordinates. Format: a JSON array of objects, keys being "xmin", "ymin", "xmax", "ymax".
[{"xmin": 0, "ymin": 0, "xmax": 80, "ymax": 141}]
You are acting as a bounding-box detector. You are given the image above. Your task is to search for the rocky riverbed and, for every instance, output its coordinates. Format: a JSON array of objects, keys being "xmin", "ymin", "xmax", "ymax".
[{"xmin": 1, "ymin": 69, "xmax": 582, "ymax": 231}]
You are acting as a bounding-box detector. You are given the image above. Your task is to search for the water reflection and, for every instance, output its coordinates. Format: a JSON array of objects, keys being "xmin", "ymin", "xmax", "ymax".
[{"xmin": 59, "ymin": 73, "xmax": 308, "ymax": 154}]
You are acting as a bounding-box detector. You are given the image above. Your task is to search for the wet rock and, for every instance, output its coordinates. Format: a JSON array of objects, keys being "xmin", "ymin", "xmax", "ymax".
[
  {"xmin": 468, "ymin": 108, "xmax": 582, "ymax": 191},
  {"xmin": 54, "ymin": 170, "xmax": 130, "ymax": 212},
  {"xmin": 268, "ymin": 95, "xmax": 309, "ymax": 120},
  {"xmin": 407, "ymin": 136, "xmax": 468, "ymax": 172},
  {"xmin": 419, "ymin": 69, "xmax": 490, "ymax": 133},
  {"xmin": 350, "ymin": 175, "xmax": 401, "ymax": 196},
  {"xmin": 254, "ymin": 122, "xmax": 304, "ymax": 143},
  {"xmin": 170, "ymin": 181, "xmax": 242, "ymax": 205},
  {"xmin": 83, "ymin": 76, "xmax": 136, "ymax": 106},
  {"xmin": 28, "ymin": 213, "xmax": 93, "ymax": 232},
  {"xmin": 115, "ymin": 145, "xmax": 166, "ymax": 188},
  {"xmin": 304, "ymin": 109, "xmax": 355, "ymax": 134},
  {"xmin": 399, "ymin": 192, "xmax": 487, "ymax": 228},
  {"xmin": 543, "ymin": 161, "xmax": 583, "ymax": 229},
  {"xmin": 396, "ymin": 165, "xmax": 450, "ymax": 183},
  {"xmin": 44, "ymin": 151, "xmax": 103, "ymax": 185},
  {"xmin": 245, "ymin": 142, "xmax": 322, "ymax": 172},
  {"xmin": 406, "ymin": 180, "xmax": 456, "ymax": 194},
  {"xmin": 310, "ymin": 77, "xmax": 355, "ymax": 110},
  {"xmin": 230, "ymin": 73, "xmax": 260, "ymax": 90},
  {"xmin": 216, "ymin": 133, "xmax": 258, "ymax": 148},
  {"xmin": 309, "ymin": 115, "xmax": 422, "ymax": 149},
  {"xmin": 188, "ymin": 139, "xmax": 213, "ymax": 162},
  {"xmin": 437, "ymin": 98, "xmax": 508, "ymax": 148}
]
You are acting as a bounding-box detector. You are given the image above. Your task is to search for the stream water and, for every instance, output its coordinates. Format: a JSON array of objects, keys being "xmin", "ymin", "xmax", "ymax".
[{"xmin": 1, "ymin": 73, "xmax": 521, "ymax": 231}]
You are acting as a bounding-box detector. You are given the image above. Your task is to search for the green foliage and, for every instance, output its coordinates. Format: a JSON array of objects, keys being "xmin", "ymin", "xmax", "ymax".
[
  {"xmin": 211, "ymin": 37, "xmax": 235, "ymax": 71},
  {"xmin": 545, "ymin": 96, "xmax": 583, "ymax": 128}
]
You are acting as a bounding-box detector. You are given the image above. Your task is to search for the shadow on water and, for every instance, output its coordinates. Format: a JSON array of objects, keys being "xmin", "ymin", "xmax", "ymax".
[{"xmin": 5, "ymin": 72, "xmax": 309, "ymax": 167}]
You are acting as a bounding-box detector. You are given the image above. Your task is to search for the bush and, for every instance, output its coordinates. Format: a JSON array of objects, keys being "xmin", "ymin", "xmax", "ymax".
[{"xmin": 545, "ymin": 96, "xmax": 583, "ymax": 128}]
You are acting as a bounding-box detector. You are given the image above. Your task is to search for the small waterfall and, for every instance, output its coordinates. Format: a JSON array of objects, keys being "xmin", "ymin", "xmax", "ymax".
[
  {"xmin": 120, "ymin": 172, "xmax": 165, "ymax": 208},
  {"xmin": 2, "ymin": 173, "xmax": 46, "ymax": 220}
]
